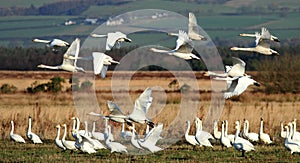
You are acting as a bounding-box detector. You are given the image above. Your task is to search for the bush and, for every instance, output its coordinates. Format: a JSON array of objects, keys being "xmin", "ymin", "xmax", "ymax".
[
  {"xmin": 27, "ymin": 77, "xmax": 65, "ymax": 93},
  {"xmin": 0, "ymin": 84, "xmax": 17, "ymax": 93}
]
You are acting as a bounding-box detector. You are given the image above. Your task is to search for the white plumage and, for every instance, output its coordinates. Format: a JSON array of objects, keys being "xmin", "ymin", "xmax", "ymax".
[
  {"xmin": 243, "ymin": 119, "xmax": 259, "ymax": 142},
  {"xmin": 220, "ymin": 121, "xmax": 232, "ymax": 148},
  {"xmin": 26, "ymin": 116, "xmax": 43, "ymax": 144},
  {"xmin": 91, "ymin": 31, "xmax": 131, "ymax": 51},
  {"xmin": 259, "ymin": 118, "xmax": 273, "ymax": 144},
  {"xmin": 55, "ymin": 125, "xmax": 66, "ymax": 150},
  {"xmin": 185, "ymin": 120, "xmax": 200, "ymax": 146},
  {"xmin": 233, "ymin": 121, "xmax": 255, "ymax": 156},
  {"xmin": 10, "ymin": 121, "xmax": 26, "ymax": 143}
]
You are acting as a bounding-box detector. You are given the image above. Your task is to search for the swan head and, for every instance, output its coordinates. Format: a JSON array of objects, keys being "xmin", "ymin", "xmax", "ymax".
[
  {"xmin": 55, "ymin": 125, "xmax": 60, "ymax": 128},
  {"xmin": 271, "ymin": 36, "xmax": 280, "ymax": 42},
  {"xmin": 230, "ymin": 47, "xmax": 239, "ymax": 51},
  {"xmin": 71, "ymin": 117, "xmax": 76, "ymax": 120},
  {"xmin": 37, "ymin": 64, "xmax": 46, "ymax": 68},
  {"xmin": 260, "ymin": 117, "xmax": 263, "ymax": 121},
  {"xmin": 270, "ymin": 49, "xmax": 279, "ymax": 55}
]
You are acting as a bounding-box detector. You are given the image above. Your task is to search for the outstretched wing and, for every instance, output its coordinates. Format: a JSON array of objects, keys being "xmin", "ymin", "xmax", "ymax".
[
  {"xmin": 261, "ymin": 27, "xmax": 271, "ymax": 40},
  {"xmin": 129, "ymin": 87, "xmax": 153, "ymax": 120},
  {"xmin": 175, "ymin": 30, "xmax": 193, "ymax": 53},
  {"xmin": 106, "ymin": 31, "xmax": 128, "ymax": 50},
  {"xmin": 107, "ymin": 101, "xmax": 125, "ymax": 116},
  {"xmin": 62, "ymin": 38, "xmax": 80, "ymax": 66},
  {"xmin": 228, "ymin": 57, "xmax": 246, "ymax": 77},
  {"xmin": 224, "ymin": 76, "xmax": 259, "ymax": 99},
  {"xmin": 92, "ymin": 52, "xmax": 106, "ymax": 75},
  {"xmin": 144, "ymin": 123, "xmax": 163, "ymax": 145},
  {"xmin": 188, "ymin": 12, "xmax": 199, "ymax": 36}
]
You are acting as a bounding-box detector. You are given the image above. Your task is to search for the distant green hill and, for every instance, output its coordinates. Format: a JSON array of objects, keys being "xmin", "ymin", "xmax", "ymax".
[{"xmin": 0, "ymin": 0, "xmax": 299, "ymax": 47}]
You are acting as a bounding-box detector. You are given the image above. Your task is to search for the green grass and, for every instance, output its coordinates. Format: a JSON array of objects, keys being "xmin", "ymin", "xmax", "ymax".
[
  {"xmin": 0, "ymin": 0, "xmax": 62, "ymax": 7},
  {"xmin": 0, "ymin": 140, "xmax": 299, "ymax": 162}
]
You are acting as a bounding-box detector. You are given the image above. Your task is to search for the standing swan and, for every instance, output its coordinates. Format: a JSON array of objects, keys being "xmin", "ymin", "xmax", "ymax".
[
  {"xmin": 280, "ymin": 121, "xmax": 287, "ymax": 139},
  {"xmin": 284, "ymin": 125, "xmax": 300, "ymax": 154},
  {"xmin": 220, "ymin": 121, "xmax": 232, "ymax": 148},
  {"xmin": 185, "ymin": 120, "xmax": 200, "ymax": 146},
  {"xmin": 61, "ymin": 124, "xmax": 77, "ymax": 151},
  {"xmin": 55, "ymin": 125, "xmax": 66, "ymax": 150},
  {"xmin": 243, "ymin": 119, "xmax": 259, "ymax": 142},
  {"xmin": 213, "ymin": 120, "xmax": 221, "ymax": 140},
  {"xmin": 259, "ymin": 118, "xmax": 273, "ymax": 144},
  {"xmin": 233, "ymin": 121, "xmax": 255, "ymax": 157},
  {"xmin": 26, "ymin": 116, "xmax": 43, "ymax": 144},
  {"xmin": 10, "ymin": 121, "xmax": 26, "ymax": 143}
]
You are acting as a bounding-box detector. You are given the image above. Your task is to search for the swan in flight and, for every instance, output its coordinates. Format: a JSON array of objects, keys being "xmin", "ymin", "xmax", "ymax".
[
  {"xmin": 168, "ymin": 12, "xmax": 206, "ymax": 41},
  {"xmin": 185, "ymin": 120, "xmax": 200, "ymax": 146},
  {"xmin": 220, "ymin": 121, "xmax": 232, "ymax": 148},
  {"xmin": 223, "ymin": 75, "xmax": 260, "ymax": 99},
  {"xmin": 150, "ymin": 30, "xmax": 200, "ymax": 60},
  {"xmin": 126, "ymin": 87, "xmax": 155, "ymax": 127},
  {"xmin": 32, "ymin": 38, "xmax": 69, "ymax": 49},
  {"xmin": 10, "ymin": 121, "xmax": 26, "ymax": 143},
  {"xmin": 233, "ymin": 121, "xmax": 255, "ymax": 157},
  {"xmin": 136, "ymin": 123, "xmax": 163, "ymax": 153},
  {"xmin": 88, "ymin": 101, "xmax": 127, "ymax": 123},
  {"xmin": 284, "ymin": 125, "xmax": 300, "ymax": 154},
  {"xmin": 240, "ymin": 27, "xmax": 280, "ymax": 43},
  {"xmin": 195, "ymin": 118, "xmax": 214, "ymax": 147},
  {"xmin": 92, "ymin": 52, "xmax": 119, "ymax": 78},
  {"xmin": 37, "ymin": 38, "xmax": 85, "ymax": 72},
  {"xmin": 259, "ymin": 118, "xmax": 273, "ymax": 144},
  {"xmin": 105, "ymin": 125, "xmax": 127, "ymax": 153},
  {"xmin": 204, "ymin": 57, "xmax": 246, "ymax": 81},
  {"xmin": 55, "ymin": 125, "xmax": 66, "ymax": 150},
  {"xmin": 61, "ymin": 124, "xmax": 77, "ymax": 151},
  {"xmin": 231, "ymin": 31, "xmax": 279, "ymax": 55},
  {"xmin": 26, "ymin": 116, "xmax": 43, "ymax": 144},
  {"xmin": 243, "ymin": 119, "xmax": 259, "ymax": 142},
  {"xmin": 90, "ymin": 31, "xmax": 132, "ymax": 51}
]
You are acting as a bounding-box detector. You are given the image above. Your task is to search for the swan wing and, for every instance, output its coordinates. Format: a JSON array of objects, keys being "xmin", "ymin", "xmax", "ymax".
[
  {"xmin": 129, "ymin": 87, "xmax": 152, "ymax": 121},
  {"xmin": 92, "ymin": 52, "xmax": 106, "ymax": 75},
  {"xmin": 188, "ymin": 12, "xmax": 206, "ymax": 40},
  {"xmin": 175, "ymin": 30, "xmax": 193, "ymax": 53},
  {"xmin": 228, "ymin": 57, "xmax": 246, "ymax": 77},
  {"xmin": 107, "ymin": 101, "xmax": 125, "ymax": 116},
  {"xmin": 143, "ymin": 123, "xmax": 163, "ymax": 145},
  {"xmin": 224, "ymin": 76, "xmax": 259, "ymax": 99},
  {"xmin": 62, "ymin": 38, "xmax": 80, "ymax": 66},
  {"xmin": 257, "ymin": 39, "xmax": 270, "ymax": 48},
  {"xmin": 261, "ymin": 27, "xmax": 271, "ymax": 40},
  {"xmin": 106, "ymin": 32, "xmax": 128, "ymax": 50}
]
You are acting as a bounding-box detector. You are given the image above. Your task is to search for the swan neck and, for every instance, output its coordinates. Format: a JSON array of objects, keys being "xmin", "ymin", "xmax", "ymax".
[
  {"xmin": 56, "ymin": 126, "xmax": 60, "ymax": 140},
  {"xmin": 62, "ymin": 125, "xmax": 67, "ymax": 141},
  {"xmin": 72, "ymin": 119, "xmax": 76, "ymax": 130},
  {"xmin": 76, "ymin": 117, "xmax": 80, "ymax": 130},
  {"xmin": 221, "ymin": 123, "xmax": 224, "ymax": 136},
  {"xmin": 225, "ymin": 121, "xmax": 228, "ymax": 136},
  {"xmin": 28, "ymin": 118, "xmax": 32, "ymax": 133},
  {"xmin": 84, "ymin": 121, "xmax": 88, "ymax": 135},
  {"xmin": 260, "ymin": 120, "xmax": 263, "ymax": 133},
  {"xmin": 122, "ymin": 122, "xmax": 125, "ymax": 132},
  {"xmin": 185, "ymin": 122, "xmax": 190, "ymax": 136},
  {"xmin": 92, "ymin": 122, "xmax": 95, "ymax": 133},
  {"xmin": 235, "ymin": 123, "xmax": 240, "ymax": 139},
  {"xmin": 10, "ymin": 121, "xmax": 14, "ymax": 135}
]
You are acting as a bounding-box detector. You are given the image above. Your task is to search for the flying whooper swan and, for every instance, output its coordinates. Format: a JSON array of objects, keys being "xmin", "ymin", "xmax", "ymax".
[
  {"xmin": 240, "ymin": 27, "xmax": 280, "ymax": 43},
  {"xmin": 204, "ymin": 57, "xmax": 246, "ymax": 81},
  {"xmin": 126, "ymin": 87, "xmax": 155, "ymax": 127},
  {"xmin": 231, "ymin": 30, "xmax": 279, "ymax": 55},
  {"xmin": 32, "ymin": 38, "xmax": 69, "ymax": 48},
  {"xmin": 90, "ymin": 31, "xmax": 132, "ymax": 51},
  {"xmin": 26, "ymin": 116, "xmax": 43, "ymax": 144},
  {"xmin": 92, "ymin": 52, "xmax": 119, "ymax": 78},
  {"xmin": 37, "ymin": 38, "xmax": 85, "ymax": 72},
  {"xmin": 168, "ymin": 12, "xmax": 206, "ymax": 41},
  {"xmin": 10, "ymin": 120, "xmax": 26, "ymax": 143},
  {"xmin": 150, "ymin": 30, "xmax": 200, "ymax": 60},
  {"xmin": 223, "ymin": 75, "xmax": 260, "ymax": 99}
]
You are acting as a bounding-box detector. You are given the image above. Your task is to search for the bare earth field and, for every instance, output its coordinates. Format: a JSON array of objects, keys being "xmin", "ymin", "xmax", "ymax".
[{"xmin": 1, "ymin": 70, "xmax": 300, "ymax": 161}]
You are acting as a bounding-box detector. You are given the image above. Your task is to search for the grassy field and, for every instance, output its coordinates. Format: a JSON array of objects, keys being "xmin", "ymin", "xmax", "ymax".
[
  {"xmin": 1, "ymin": 71, "xmax": 300, "ymax": 161},
  {"xmin": 1, "ymin": 140, "xmax": 299, "ymax": 162},
  {"xmin": 0, "ymin": 0, "xmax": 300, "ymax": 46}
]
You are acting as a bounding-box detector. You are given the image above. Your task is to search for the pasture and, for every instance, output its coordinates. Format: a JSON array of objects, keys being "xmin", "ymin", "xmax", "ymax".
[{"xmin": 1, "ymin": 71, "xmax": 300, "ymax": 161}]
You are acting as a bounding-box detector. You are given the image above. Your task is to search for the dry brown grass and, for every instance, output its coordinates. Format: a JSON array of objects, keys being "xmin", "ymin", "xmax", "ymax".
[{"xmin": 0, "ymin": 71, "xmax": 300, "ymax": 143}]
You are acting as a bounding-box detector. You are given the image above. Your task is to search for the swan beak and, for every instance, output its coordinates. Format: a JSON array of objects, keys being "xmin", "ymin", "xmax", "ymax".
[{"xmin": 254, "ymin": 82, "xmax": 260, "ymax": 87}]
